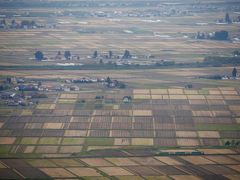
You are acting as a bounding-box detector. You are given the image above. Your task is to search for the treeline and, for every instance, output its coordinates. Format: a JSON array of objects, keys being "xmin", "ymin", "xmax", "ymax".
[
  {"xmin": 1, "ymin": 56, "xmax": 240, "ymax": 70},
  {"xmin": 196, "ymin": 30, "xmax": 229, "ymax": 41},
  {"xmin": 203, "ymin": 56, "xmax": 240, "ymax": 66}
]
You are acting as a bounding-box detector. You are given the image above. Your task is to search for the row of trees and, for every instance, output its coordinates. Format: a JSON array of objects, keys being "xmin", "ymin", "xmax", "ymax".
[
  {"xmin": 35, "ymin": 50, "xmax": 72, "ymax": 61},
  {"xmin": 0, "ymin": 19, "xmax": 38, "ymax": 29},
  {"xmin": 34, "ymin": 50, "xmax": 132, "ymax": 61},
  {"xmin": 196, "ymin": 30, "xmax": 229, "ymax": 41}
]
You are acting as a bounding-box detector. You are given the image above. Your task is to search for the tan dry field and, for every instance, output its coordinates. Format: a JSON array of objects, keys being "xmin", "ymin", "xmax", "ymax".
[
  {"xmin": 177, "ymin": 139, "xmax": 200, "ymax": 146},
  {"xmin": 98, "ymin": 167, "xmax": 133, "ymax": 176},
  {"xmin": 0, "ymin": 11, "xmax": 240, "ymax": 66},
  {"xmin": 130, "ymin": 157, "xmax": 164, "ymax": 166},
  {"xmin": 176, "ymin": 131, "xmax": 198, "ymax": 138},
  {"xmin": 197, "ymin": 149, "xmax": 237, "ymax": 155},
  {"xmin": 1, "ymin": 66, "xmax": 240, "ymax": 89},
  {"xmin": 154, "ymin": 157, "xmax": 183, "ymax": 165},
  {"xmin": 50, "ymin": 159, "xmax": 83, "ymax": 167},
  {"xmin": 198, "ymin": 131, "xmax": 220, "ymax": 138},
  {"xmin": 205, "ymin": 155, "xmax": 239, "ymax": 164},
  {"xmin": 80, "ymin": 158, "xmax": 113, "ymax": 167},
  {"xmin": 40, "ymin": 167, "xmax": 76, "ymax": 178},
  {"xmin": 180, "ymin": 156, "xmax": 215, "ymax": 165},
  {"xmin": 0, "ymin": 137, "xmax": 16, "ymax": 145},
  {"xmin": 67, "ymin": 167, "xmax": 102, "ymax": 177},
  {"xmin": 170, "ymin": 175, "xmax": 202, "ymax": 180},
  {"xmin": 59, "ymin": 146, "xmax": 82, "ymax": 153},
  {"xmin": 105, "ymin": 158, "xmax": 138, "ymax": 166},
  {"xmin": 131, "ymin": 138, "xmax": 154, "ymax": 146}
]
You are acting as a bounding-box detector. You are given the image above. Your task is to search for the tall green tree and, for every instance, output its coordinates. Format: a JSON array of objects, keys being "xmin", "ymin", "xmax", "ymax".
[
  {"xmin": 232, "ymin": 67, "xmax": 237, "ymax": 78},
  {"xmin": 34, "ymin": 51, "xmax": 44, "ymax": 61},
  {"xmin": 64, "ymin": 51, "xmax": 71, "ymax": 60}
]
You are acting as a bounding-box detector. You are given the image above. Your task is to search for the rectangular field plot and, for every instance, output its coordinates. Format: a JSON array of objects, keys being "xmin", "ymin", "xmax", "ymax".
[
  {"xmin": 98, "ymin": 167, "xmax": 133, "ymax": 176},
  {"xmin": 112, "ymin": 110, "xmax": 132, "ymax": 116},
  {"xmin": 187, "ymin": 95, "xmax": 205, "ymax": 100},
  {"xmin": 58, "ymin": 99, "xmax": 76, "ymax": 103},
  {"xmin": 35, "ymin": 146, "xmax": 59, "ymax": 153},
  {"xmin": 80, "ymin": 158, "xmax": 113, "ymax": 167},
  {"xmin": 89, "ymin": 130, "xmax": 110, "ymax": 137},
  {"xmin": 200, "ymin": 165, "xmax": 238, "ymax": 175},
  {"xmin": 0, "ymin": 137, "xmax": 16, "ymax": 144},
  {"xmin": 133, "ymin": 89, "xmax": 150, "ymax": 94},
  {"xmin": 134, "ymin": 94, "xmax": 151, "ymax": 100},
  {"xmin": 43, "ymin": 123, "xmax": 63, "ymax": 129},
  {"xmin": 192, "ymin": 111, "xmax": 212, "ymax": 117},
  {"xmin": 151, "ymin": 165, "xmax": 187, "ymax": 175},
  {"xmin": 176, "ymin": 131, "xmax": 197, "ymax": 138},
  {"xmin": 50, "ymin": 159, "xmax": 83, "ymax": 167},
  {"xmin": 59, "ymin": 146, "xmax": 82, "ymax": 153},
  {"xmin": 169, "ymin": 95, "xmax": 187, "ymax": 100},
  {"xmin": 220, "ymin": 90, "xmax": 238, "ymax": 95},
  {"xmin": 60, "ymin": 94, "xmax": 78, "ymax": 99},
  {"xmin": 38, "ymin": 137, "xmax": 61, "ymax": 145},
  {"xmin": 130, "ymin": 157, "xmax": 164, "ymax": 166},
  {"xmin": 133, "ymin": 110, "xmax": 152, "ymax": 116},
  {"xmin": 180, "ymin": 156, "xmax": 215, "ymax": 165},
  {"xmin": 132, "ymin": 130, "xmax": 154, "ymax": 137},
  {"xmin": 90, "ymin": 122, "xmax": 111, "ymax": 129},
  {"xmin": 198, "ymin": 131, "xmax": 220, "ymax": 138},
  {"xmin": 200, "ymin": 139, "xmax": 221, "ymax": 146},
  {"xmin": 154, "ymin": 138, "xmax": 177, "ymax": 147},
  {"xmin": 36, "ymin": 104, "xmax": 55, "ymax": 110},
  {"xmin": 0, "ymin": 169, "xmax": 24, "ymax": 179},
  {"xmin": 133, "ymin": 122, "xmax": 153, "ymax": 130},
  {"xmin": 155, "ymin": 157, "xmax": 183, "ymax": 165},
  {"xmin": 211, "ymin": 111, "xmax": 231, "ymax": 117},
  {"xmin": 40, "ymin": 168, "xmax": 76, "ymax": 178},
  {"xmin": 177, "ymin": 139, "xmax": 200, "ymax": 146},
  {"xmin": 131, "ymin": 138, "xmax": 153, "ymax": 146},
  {"xmin": 114, "ymin": 138, "xmax": 131, "ymax": 145},
  {"xmin": 69, "ymin": 122, "xmax": 89, "ymax": 130},
  {"xmin": 126, "ymin": 166, "xmax": 161, "ymax": 176},
  {"xmin": 205, "ymin": 155, "xmax": 239, "ymax": 164},
  {"xmin": 105, "ymin": 157, "xmax": 138, "ymax": 166},
  {"xmin": 25, "ymin": 123, "xmax": 43, "ymax": 129},
  {"xmin": 184, "ymin": 90, "xmax": 199, "ymax": 95},
  {"xmin": 71, "ymin": 116, "xmax": 90, "ymax": 122},
  {"xmin": 151, "ymin": 95, "xmax": 163, "ymax": 100},
  {"xmin": 155, "ymin": 123, "xmax": 175, "ymax": 130},
  {"xmin": 64, "ymin": 130, "xmax": 87, "ymax": 137},
  {"xmin": 168, "ymin": 89, "xmax": 184, "ymax": 94},
  {"xmin": 111, "ymin": 130, "xmax": 131, "ymax": 137},
  {"xmin": 150, "ymin": 89, "xmax": 168, "ymax": 94},
  {"xmin": 25, "ymin": 159, "xmax": 57, "ymax": 167}
]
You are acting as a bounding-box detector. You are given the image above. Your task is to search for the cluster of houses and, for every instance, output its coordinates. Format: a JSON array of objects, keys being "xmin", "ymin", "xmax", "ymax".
[
  {"xmin": 70, "ymin": 77, "xmax": 126, "ymax": 89},
  {"xmin": 0, "ymin": 91, "xmax": 44, "ymax": 106},
  {"xmin": 1, "ymin": 76, "xmax": 126, "ymax": 95},
  {"xmin": 0, "ymin": 19, "xmax": 56, "ymax": 29}
]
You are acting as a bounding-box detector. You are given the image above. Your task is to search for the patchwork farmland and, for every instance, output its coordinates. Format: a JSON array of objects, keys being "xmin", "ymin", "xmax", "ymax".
[
  {"xmin": 1, "ymin": 153, "xmax": 240, "ymax": 179},
  {"xmin": 0, "ymin": 0, "xmax": 240, "ymax": 179},
  {"xmin": 0, "ymin": 87, "xmax": 240, "ymax": 157}
]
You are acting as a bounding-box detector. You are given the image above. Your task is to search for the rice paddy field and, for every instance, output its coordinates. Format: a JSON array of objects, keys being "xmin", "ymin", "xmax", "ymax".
[
  {"xmin": 0, "ymin": 87, "xmax": 240, "ymax": 157},
  {"xmin": 0, "ymin": 1, "xmax": 239, "ymax": 65},
  {"xmin": 1, "ymin": 153, "xmax": 240, "ymax": 179},
  {"xmin": 0, "ymin": 0, "xmax": 240, "ymax": 179}
]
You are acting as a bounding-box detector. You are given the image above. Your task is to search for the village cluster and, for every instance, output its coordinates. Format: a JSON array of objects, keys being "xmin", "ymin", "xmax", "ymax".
[{"xmin": 0, "ymin": 76, "xmax": 126, "ymax": 107}]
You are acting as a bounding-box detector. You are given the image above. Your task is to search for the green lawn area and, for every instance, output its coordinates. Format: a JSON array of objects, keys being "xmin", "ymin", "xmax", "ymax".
[
  {"xmin": 38, "ymin": 137, "xmax": 62, "ymax": 145},
  {"xmin": 195, "ymin": 124, "xmax": 240, "ymax": 131},
  {"xmin": 20, "ymin": 137, "xmax": 39, "ymax": 145},
  {"xmin": 85, "ymin": 138, "xmax": 114, "ymax": 146},
  {"xmin": 62, "ymin": 138, "xmax": 85, "ymax": 145},
  {"xmin": 0, "ymin": 145, "xmax": 11, "ymax": 154}
]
